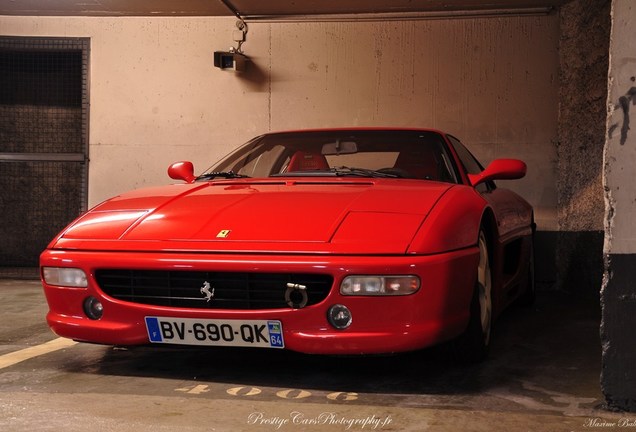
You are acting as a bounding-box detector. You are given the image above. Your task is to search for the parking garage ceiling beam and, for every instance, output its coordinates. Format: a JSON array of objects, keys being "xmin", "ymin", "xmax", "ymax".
[{"xmin": 0, "ymin": 0, "xmax": 569, "ymax": 17}]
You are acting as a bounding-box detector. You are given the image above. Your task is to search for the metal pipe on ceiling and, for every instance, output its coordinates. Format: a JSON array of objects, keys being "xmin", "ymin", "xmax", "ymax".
[
  {"xmin": 218, "ymin": 0, "xmax": 242, "ymax": 19},
  {"xmin": 242, "ymin": 7, "xmax": 554, "ymax": 23}
]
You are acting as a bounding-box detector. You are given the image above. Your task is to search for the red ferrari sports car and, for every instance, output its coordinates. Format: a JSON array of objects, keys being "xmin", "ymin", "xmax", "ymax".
[{"xmin": 40, "ymin": 128, "xmax": 534, "ymax": 361}]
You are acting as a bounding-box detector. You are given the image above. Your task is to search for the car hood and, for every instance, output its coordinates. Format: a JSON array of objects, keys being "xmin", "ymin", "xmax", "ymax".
[{"xmin": 54, "ymin": 179, "xmax": 453, "ymax": 254}]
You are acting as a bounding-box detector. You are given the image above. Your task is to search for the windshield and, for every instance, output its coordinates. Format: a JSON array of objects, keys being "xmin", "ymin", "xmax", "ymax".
[{"xmin": 203, "ymin": 130, "xmax": 459, "ymax": 183}]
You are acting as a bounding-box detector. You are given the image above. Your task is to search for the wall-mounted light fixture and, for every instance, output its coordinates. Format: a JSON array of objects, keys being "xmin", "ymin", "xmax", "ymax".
[
  {"xmin": 214, "ymin": 18, "xmax": 249, "ymax": 71},
  {"xmin": 213, "ymin": 50, "xmax": 247, "ymax": 71}
]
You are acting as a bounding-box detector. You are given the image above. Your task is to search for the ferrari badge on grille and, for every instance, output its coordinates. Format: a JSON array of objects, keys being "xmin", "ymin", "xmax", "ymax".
[{"xmin": 200, "ymin": 281, "xmax": 215, "ymax": 302}]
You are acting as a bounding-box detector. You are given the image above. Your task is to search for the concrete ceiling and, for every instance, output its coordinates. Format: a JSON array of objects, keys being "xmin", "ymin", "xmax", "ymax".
[{"xmin": 0, "ymin": 0, "xmax": 570, "ymax": 17}]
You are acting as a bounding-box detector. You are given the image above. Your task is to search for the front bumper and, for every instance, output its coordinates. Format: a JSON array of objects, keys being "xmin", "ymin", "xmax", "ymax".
[{"xmin": 40, "ymin": 248, "xmax": 478, "ymax": 355}]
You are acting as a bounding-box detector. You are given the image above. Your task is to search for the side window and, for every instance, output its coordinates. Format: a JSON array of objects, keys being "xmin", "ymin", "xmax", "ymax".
[{"xmin": 447, "ymin": 136, "xmax": 493, "ymax": 193}]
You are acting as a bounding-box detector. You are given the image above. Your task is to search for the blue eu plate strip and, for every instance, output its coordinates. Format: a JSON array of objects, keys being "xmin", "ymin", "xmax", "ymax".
[{"xmin": 145, "ymin": 317, "xmax": 163, "ymax": 342}]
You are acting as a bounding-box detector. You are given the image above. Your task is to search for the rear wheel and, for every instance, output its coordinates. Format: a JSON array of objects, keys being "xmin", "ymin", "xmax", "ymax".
[
  {"xmin": 453, "ymin": 229, "xmax": 492, "ymax": 363},
  {"xmin": 476, "ymin": 230, "xmax": 493, "ymax": 348}
]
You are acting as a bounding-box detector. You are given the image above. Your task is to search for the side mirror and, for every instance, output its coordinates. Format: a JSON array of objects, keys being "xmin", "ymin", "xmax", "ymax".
[
  {"xmin": 468, "ymin": 159, "xmax": 526, "ymax": 187},
  {"xmin": 168, "ymin": 161, "xmax": 196, "ymax": 183}
]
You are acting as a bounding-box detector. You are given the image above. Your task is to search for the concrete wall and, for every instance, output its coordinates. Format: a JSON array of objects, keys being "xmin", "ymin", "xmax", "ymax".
[
  {"xmin": 602, "ymin": 0, "xmax": 636, "ymax": 413},
  {"xmin": 1, "ymin": 17, "xmax": 273, "ymax": 206},
  {"xmin": 0, "ymin": 14, "xmax": 560, "ymax": 222}
]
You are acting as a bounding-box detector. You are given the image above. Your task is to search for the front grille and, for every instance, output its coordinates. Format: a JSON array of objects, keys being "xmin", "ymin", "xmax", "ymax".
[{"xmin": 95, "ymin": 269, "xmax": 333, "ymax": 310}]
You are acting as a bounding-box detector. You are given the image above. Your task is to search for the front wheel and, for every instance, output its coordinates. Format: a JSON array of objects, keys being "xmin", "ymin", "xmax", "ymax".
[{"xmin": 452, "ymin": 229, "xmax": 492, "ymax": 363}]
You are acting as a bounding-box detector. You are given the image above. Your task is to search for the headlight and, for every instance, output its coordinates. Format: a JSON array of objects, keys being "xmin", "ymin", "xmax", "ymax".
[
  {"xmin": 340, "ymin": 275, "xmax": 420, "ymax": 296},
  {"xmin": 42, "ymin": 267, "xmax": 88, "ymax": 288}
]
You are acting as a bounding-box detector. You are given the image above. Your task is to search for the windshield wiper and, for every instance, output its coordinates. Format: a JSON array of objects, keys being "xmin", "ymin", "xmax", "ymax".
[
  {"xmin": 269, "ymin": 167, "xmax": 401, "ymax": 178},
  {"xmin": 329, "ymin": 167, "xmax": 400, "ymax": 178},
  {"xmin": 196, "ymin": 171, "xmax": 249, "ymax": 180}
]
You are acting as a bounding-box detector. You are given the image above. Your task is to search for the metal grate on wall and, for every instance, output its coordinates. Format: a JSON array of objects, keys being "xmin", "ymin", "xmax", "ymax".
[{"xmin": 0, "ymin": 37, "xmax": 90, "ymax": 273}]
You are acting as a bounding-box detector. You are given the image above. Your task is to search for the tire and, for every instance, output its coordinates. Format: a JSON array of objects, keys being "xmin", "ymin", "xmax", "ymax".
[{"xmin": 453, "ymin": 229, "xmax": 492, "ymax": 363}]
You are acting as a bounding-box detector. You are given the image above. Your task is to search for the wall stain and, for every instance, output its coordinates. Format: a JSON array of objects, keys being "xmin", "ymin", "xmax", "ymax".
[{"xmin": 609, "ymin": 76, "xmax": 636, "ymax": 145}]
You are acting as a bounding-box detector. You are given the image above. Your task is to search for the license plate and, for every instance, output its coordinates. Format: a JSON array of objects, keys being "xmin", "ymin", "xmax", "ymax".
[{"xmin": 145, "ymin": 317, "xmax": 284, "ymax": 349}]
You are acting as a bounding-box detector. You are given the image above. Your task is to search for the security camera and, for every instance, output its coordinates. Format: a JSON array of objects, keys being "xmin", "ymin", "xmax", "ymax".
[{"xmin": 214, "ymin": 51, "xmax": 248, "ymax": 72}]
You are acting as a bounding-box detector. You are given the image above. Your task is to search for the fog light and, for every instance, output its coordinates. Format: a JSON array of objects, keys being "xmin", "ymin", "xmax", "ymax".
[
  {"xmin": 327, "ymin": 304, "xmax": 352, "ymax": 330},
  {"xmin": 83, "ymin": 296, "xmax": 104, "ymax": 320}
]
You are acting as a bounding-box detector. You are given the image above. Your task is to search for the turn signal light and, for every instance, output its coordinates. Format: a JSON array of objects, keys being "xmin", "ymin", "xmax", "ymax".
[
  {"xmin": 42, "ymin": 267, "xmax": 88, "ymax": 288},
  {"xmin": 340, "ymin": 275, "xmax": 420, "ymax": 296}
]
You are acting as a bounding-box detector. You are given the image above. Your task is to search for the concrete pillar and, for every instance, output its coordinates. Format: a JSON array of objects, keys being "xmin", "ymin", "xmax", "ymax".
[
  {"xmin": 602, "ymin": 0, "xmax": 636, "ymax": 413},
  {"xmin": 556, "ymin": 0, "xmax": 609, "ymax": 297}
]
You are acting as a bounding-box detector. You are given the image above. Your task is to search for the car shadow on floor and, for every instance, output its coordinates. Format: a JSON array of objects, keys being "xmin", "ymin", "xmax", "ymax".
[{"xmin": 61, "ymin": 291, "xmax": 602, "ymax": 398}]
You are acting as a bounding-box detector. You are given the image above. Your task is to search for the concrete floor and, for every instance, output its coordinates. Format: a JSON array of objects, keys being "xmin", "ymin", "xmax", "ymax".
[{"xmin": 0, "ymin": 279, "xmax": 631, "ymax": 432}]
